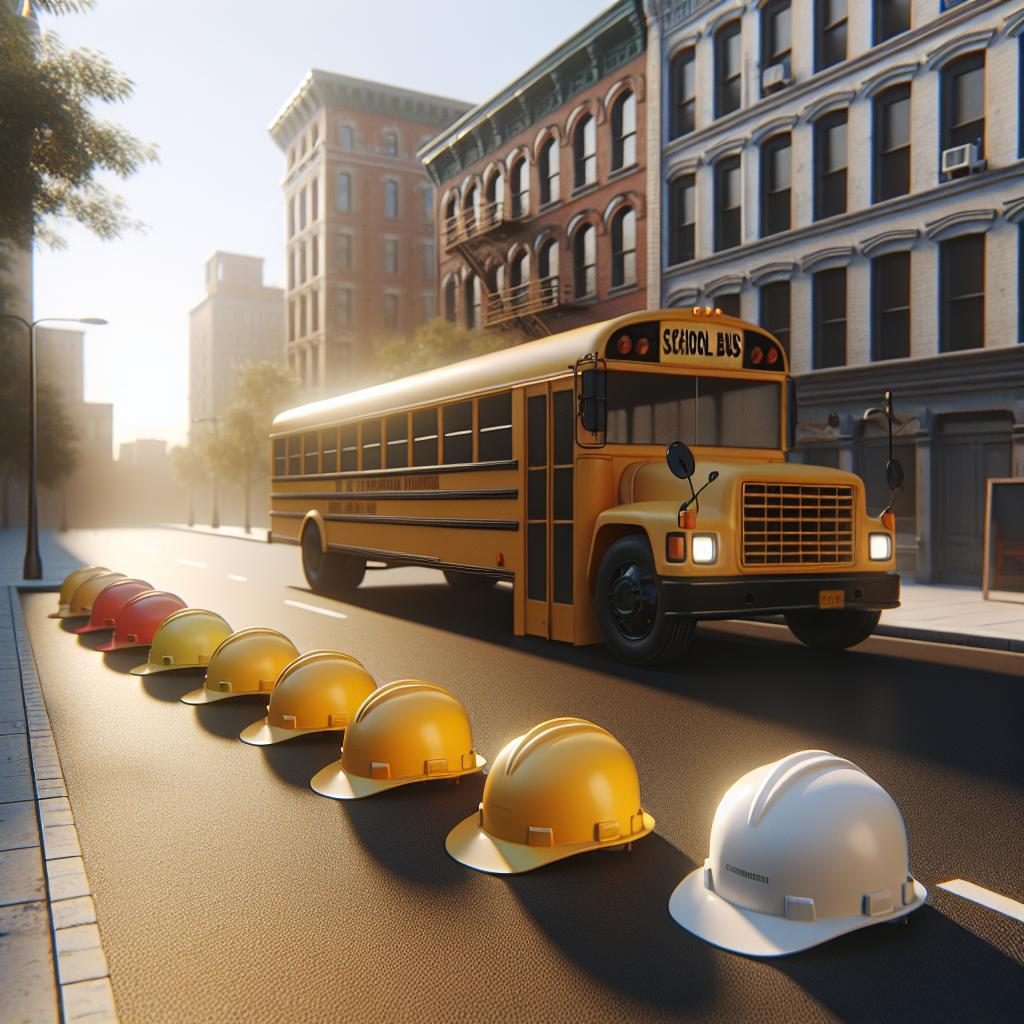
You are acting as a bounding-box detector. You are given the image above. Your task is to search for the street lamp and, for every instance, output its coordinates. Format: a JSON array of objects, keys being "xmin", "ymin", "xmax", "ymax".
[
  {"xmin": 192, "ymin": 415, "xmax": 220, "ymax": 530},
  {"xmin": 0, "ymin": 314, "xmax": 108, "ymax": 579}
]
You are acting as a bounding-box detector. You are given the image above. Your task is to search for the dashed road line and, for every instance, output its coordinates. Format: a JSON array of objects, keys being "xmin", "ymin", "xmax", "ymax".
[
  {"xmin": 175, "ymin": 559, "xmax": 207, "ymax": 569},
  {"xmin": 284, "ymin": 600, "xmax": 347, "ymax": 620},
  {"xmin": 227, "ymin": 574, "xmax": 247, "ymax": 582},
  {"xmin": 938, "ymin": 879, "xmax": 1024, "ymax": 923}
]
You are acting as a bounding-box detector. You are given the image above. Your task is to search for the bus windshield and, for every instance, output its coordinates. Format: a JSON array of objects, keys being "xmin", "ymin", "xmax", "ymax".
[{"xmin": 605, "ymin": 371, "xmax": 781, "ymax": 449}]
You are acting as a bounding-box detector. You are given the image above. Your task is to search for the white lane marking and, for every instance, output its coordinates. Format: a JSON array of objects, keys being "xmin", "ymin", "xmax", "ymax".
[
  {"xmin": 938, "ymin": 879, "xmax": 1024, "ymax": 923},
  {"xmin": 176, "ymin": 558, "xmax": 207, "ymax": 569},
  {"xmin": 284, "ymin": 600, "xmax": 347, "ymax": 620},
  {"xmin": 227, "ymin": 574, "xmax": 248, "ymax": 582}
]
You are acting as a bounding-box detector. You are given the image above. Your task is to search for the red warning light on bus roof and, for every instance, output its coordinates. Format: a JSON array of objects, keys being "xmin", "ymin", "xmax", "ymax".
[{"xmin": 616, "ymin": 334, "xmax": 633, "ymax": 356}]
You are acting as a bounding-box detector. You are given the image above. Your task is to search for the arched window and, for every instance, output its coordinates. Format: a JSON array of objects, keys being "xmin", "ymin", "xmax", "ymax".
[
  {"xmin": 444, "ymin": 195, "xmax": 458, "ymax": 241},
  {"xmin": 510, "ymin": 159, "xmax": 529, "ymax": 219},
  {"xmin": 486, "ymin": 172, "xmax": 504, "ymax": 224},
  {"xmin": 510, "ymin": 250, "xmax": 530, "ymax": 306},
  {"xmin": 611, "ymin": 207, "xmax": 636, "ymax": 288},
  {"xmin": 573, "ymin": 115, "xmax": 596, "ymax": 189},
  {"xmin": 336, "ymin": 172, "xmax": 352, "ymax": 212},
  {"xmin": 339, "ymin": 125, "xmax": 355, "ymax": 150},
  {"xmin": 385, "ymin": 180, "xmax": 399, "ymax": 219},
  {"xmin": 538, "ymin": 239, "xmax": 558, "ymax": 304},
  {"xmin": 573, "ymin": 224, "xmax": 596, "ymax": 298},
  {"xmin": 464, "ymin": 273, "xmax": 482, "ymax": 329},
  {"xmin": 873, "ymin": 84, "xmax": 910, "ymax": 201},
  {"xmin": 444, "ymin": 277, "xmax": 457, "ymax": 322},
  {"xmin": 538, "ymin": 138, "xmax": 559, "ymax": 205},
  {"xmin": 942, "ymin": 52, "xmax": 985, "ymax": 158},
  {"xmin": 463, "ymin": 184, "xmax": 480, "ymax": 231},
  {"xmin": 611, "ymin": 91, "xmax": 636, "ymax": 170},
  {"xmin": 715, "ymin": 20, "xmax": 742, "ymax": 117},
  {"xmin": 760, "ymin": 133, "xmax": 792, "ymax": 236}
]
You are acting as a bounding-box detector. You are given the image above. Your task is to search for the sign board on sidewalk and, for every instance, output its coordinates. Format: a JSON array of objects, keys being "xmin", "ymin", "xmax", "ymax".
[{"xmin": 983, "ymin": 478, "xmax": 1024, "ymax": 603}]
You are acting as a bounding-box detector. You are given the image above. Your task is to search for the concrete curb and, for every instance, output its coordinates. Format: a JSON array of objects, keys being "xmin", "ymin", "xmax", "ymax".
[{"xmin": 873, "ymin": 623, "xmax": 1024, "ymax": 654}]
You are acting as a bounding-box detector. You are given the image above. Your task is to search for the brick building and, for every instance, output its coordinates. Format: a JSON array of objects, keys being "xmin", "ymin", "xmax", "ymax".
[
  {"xmin": 268, "ymin": 72, "xmax": 472, "ymax": 397},
  {"xmin": 419, "ymin": 0, "xmax": 649, "ymax": 339}
]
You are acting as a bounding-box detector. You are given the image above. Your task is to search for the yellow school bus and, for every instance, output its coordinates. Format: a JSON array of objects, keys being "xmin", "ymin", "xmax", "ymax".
[{"xmin": 269, "ymin": 309, "xmax": 899, "ymax": 665}]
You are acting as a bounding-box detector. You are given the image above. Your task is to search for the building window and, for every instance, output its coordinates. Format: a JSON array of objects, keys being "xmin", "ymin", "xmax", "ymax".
[
  {"xmin": 383, "ymin": 294, "xmax": 399, "ymax": 332},
  {"xmin": 669, "ymin": 175, "xmax": 696, "ymax": 265},
  {"xmin": 940, "ymin": 234, "xmax": 985, "ymax": 351},
  {"xmin": 815, "ymin": 0, "xmax": 847, "ymax": 72},
  {"xmin": 759, "ymin": 281, "xmax": 791, "ymax": 357},
  {"xmin": 339, "ymin": 124, "xmax": 354, "ymax": 149},
  {"xmin": 611, "ymin": 90, "xmax": 636, "ymax": 171},
  {"xmin": 573, "ymin": 114, "xmax": 596, "ymax": 190},
  {"xmin": 874, "ymin": 85, "xmax": 911, "ymax": 202},
  {"xmin": 287, "ymin": 249, "xmax": 295, "ymax": 289},
  {"xmin": 299, "ymin": 245, "xmax": 307, "ymax": 284},
  {"xmin": 761, "ymin": 1, "xmax": 792, "ymax": 92},
  {"xmin": 715, "ymin": 293, "xmax": 740, "ymax": 317},
  {"xmin": 813, "ymin": 268, "xmax": 847, "ymax": 368},
  {"xmin": 538, "ymin": 238, "xmax": 558, "ymax": 287},
  {"xmin": 874, "ymin": 0, "xmax": 910, "ymax": 44},
  {"xmin": 871, "ymin": 251, "xmax": 911, "ymax": 360},
  {"xmin": 444, "ymin": 277, "xmax": 457, "ymax": 322},
  {"xmin": 422, "ymin": 186, "xmax": 434, "ymax": 223},
  {"xmin": 715, "ymin": 156, "xmax": 742, "ymax": 252},
  {"xmin": 422, "ymin": 241, "xmax": 434, "ymax": 280},
  {"xmin": 942, "ymin": 52, "xmax": 985, "ymax": 159},
  {"xmin": 573, "ymin": 224, "xmax": 596, "ymax": 298},
  {"xmin": 299, "ymin": 294, "xmax": 307, "ymax": 337},
  {"xmin": 485, "ymin": 172, "xmax": 504, "ymax": 225},
  {"xmin": 814, "ymin": 110, "xmax": 847, "ymax": 219},
  {"xmin": 311, "ymin": 288, "xmax": 319, "ymax": 332},
  {"xmin": 382, "ymin": 130, "xmax": 398, "ymax": 156},
  {"xmin": 311, "ymin": 234, "xmax": 319, "ymax": 277},
  {"xmin": 670, "ymin": 47, "xmax": 696, "ymax": 139},
  {"xmin": 336, "ymin": 172, "xmax": 352, "ymax": 212},
  {"xmin": 288, "ymin": 197, "xmax": 295, "ymax": 238},
  {"xmin": 463, "ymin": 184, "xmax": 479, "ymax": 231},
  {"xmin": 422, "ymin": 293, "xmax": 436, "ymax": 321},
  {"xmin": 510, "ymin": 158, "xmax": 529, "ymax": 219},
  {"xmin": 464, "ymin": 273, "xmax": 481, "ymax": 329},
  {"xmin": 539, "ymin": 139, "xmax": 559, "ymax": 205},
  {"xmin": 384, "ymin": 238, "xmax": 399, "ymax": 275},
  {"xmin": 715, "ymin": 20, "xmax": 742, "ymax": 118},
  {"xmin": 611, "ymin": 207, "xmax": 636, "ymax": 288},
  {"xmin": 299, "ymin": 187, "xmax": 307, "ymax": 230},
  {"xmin": 311, "ymin": 180, "xmax": 318, "ymax": 221},
  {"xmin": 444, "ymin": 195, "xmax": 458, "ymax": 241},
  {"xmin": 337, "ymin": 233, "xmax": 353, "ymax": 270},
  {"xmin": 336, "ymin": 287, "xmax": 352, "ymax": 327},
  {"xmin": 385, "ymin": 180, "xmax": 399, "ymax": 219},
  {"xmin": 760, "ymin": 133, "xmax": 791, "ymax": 237}
]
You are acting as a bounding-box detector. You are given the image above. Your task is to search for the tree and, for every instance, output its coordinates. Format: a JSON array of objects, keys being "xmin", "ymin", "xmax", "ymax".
[
  {"xmin": 0, "ymin": 0, "xmax": 157, "ymax": 248},
  {"xmin": 169, "ymin": 443, "xmax": 208, "ymax": 528},
  {"xmin": 203, "ymin": 362, "xmax": 298, "ymax": 533},
  {"xmin": 372, "ymin": 318, "xmax": 522, "ymax": 383}
]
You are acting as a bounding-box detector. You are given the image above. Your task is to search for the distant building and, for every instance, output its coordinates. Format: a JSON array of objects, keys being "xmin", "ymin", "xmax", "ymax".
[
  {"xmin": 188, "ymin": 252, "xmax": 285, "ymax": 431},
  {"xmin": 118, "ymin": 438, "xmax": 169, "ymax": 470},
  {"xmin": 268, "ymin": 71, "xmax": 473, "ymax": 396},
  {"xmin": 648, "ymin": 0, "xmax": 1024, "ymax": 584},
  {"xmin": 420, "ymin": 0, "xmax": 649, "ymax": 340}
]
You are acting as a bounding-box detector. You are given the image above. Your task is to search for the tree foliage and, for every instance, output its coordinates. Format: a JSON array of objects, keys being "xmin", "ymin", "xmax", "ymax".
[
  {"xmin": 373, "ymin": 318, "xmax": 522, "ymax": 383},
  {"xmin": 0, "ymin": 0, "xmax": 157, "ymax": 247}
]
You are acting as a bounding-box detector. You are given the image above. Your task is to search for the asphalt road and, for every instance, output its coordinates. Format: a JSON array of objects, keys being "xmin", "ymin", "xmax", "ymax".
[{"xmin": 22, "ymin": 527, "xmax": 1024, "ymax": 1023}]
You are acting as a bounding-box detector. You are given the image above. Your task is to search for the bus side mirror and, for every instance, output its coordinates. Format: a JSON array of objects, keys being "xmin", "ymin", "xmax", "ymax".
[
  {"xmin": 886, "ymin": 458, "xmax": 905, "ymax": 491},
  {"xmin": 666, "ymin": 441, "xmax": 696, "ymax": 480}
]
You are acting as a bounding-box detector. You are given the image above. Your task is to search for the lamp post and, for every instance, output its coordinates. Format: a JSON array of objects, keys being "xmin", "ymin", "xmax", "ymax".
[
  {"xmin": 0, "ymin": 314, "xmax": 108, "ymax": 579},
  {"xmin": 192, "ymin": 415, "xmax": 220, "ymax": 530}
]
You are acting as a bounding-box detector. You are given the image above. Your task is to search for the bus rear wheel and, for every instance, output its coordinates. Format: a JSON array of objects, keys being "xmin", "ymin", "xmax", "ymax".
[
  {"xmin": 443, "ymin": 570, "xmax": 497, "ymax": 592},
  {"xmin": 596, "ymin": 535, "xmax": 696, "ymax": 666},
  {"xmin": 783, "ymin": 609, "xmax": 881, "ymax": 652},
  {"xmin": 301, "ymin": 522, "xmax": 365, "ymax": 597}
]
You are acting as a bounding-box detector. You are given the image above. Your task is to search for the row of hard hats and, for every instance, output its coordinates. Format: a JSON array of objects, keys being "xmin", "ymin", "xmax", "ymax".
[{"xmin": 52, "ymin": 565, "xmax": 926, "ymax": 957}]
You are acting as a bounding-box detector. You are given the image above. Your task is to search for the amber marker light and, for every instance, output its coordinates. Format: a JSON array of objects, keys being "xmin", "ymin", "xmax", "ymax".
[
  {"xmin": 496, "ymin": 552, "xmax": 505, "ymax": 567},
  {"xmin": 880, "ymin": 510, "xmax": 895, "ymax": 532},
  {"xmin": 636, "ymin": 337, "xmax": 650, "ymax": 356},
  {"xmin": 666, "ymin": 535, "xmax": 687, "ymax": 562},
  {"xmin": 678, "ymin": 509, "xmax": 698, "ymax": 530},
  {"xmin": 767, "ymin": 347, "xmax": 779, "ymax": 366}
]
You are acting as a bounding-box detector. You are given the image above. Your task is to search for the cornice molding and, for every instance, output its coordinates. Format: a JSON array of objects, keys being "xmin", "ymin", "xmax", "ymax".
[
  {"xmin": 1003, "ymin": 197, "xmax": 1024, "ymax": 224},
  {"xmin": 924, "ymin": 29, "xmax": 995, "ymax": 72},
  {"xmin": 704, "ymin": 135, "xmax": 747, "ymax": 164},
  {"xmin": 666, "ymin": 285, "xmax": 701, "ymax": 307},
  {"xmin": 1003, "ymin": 9, "xmax": 1024, "ymax": 39},
  {"xmin": 801, "ymin": 245, "xmax": 857, "ymax": 273},
  {"xmin": 800, "ymin": 89, "xmax": 856, "ymax": 124},
  {"xmin": 705, "ymin": 4, "xmax": 745, "ymax": 37},
  {"xmin": 750, "ymin": 114, "xmax": 798, "ymax": 145},
  {"xmin": 857, "ymin": 61, "xmax": 920, "ymax": 101},
  {"xmin": 859, "ymin": 228, "xmax": 920, "ymax": 258},
  {"xmin": 667, "ymin": 156, "xmax": 701, "ymax": 179},
  {"xmin": 704, "ymin": 273, "xmax": 745, "ymax": 296},
  {"xmin": 923, "ymin": 207, "xmax": 998, "ymax": 241},
  {"xmin": 748, "ymin": 260, "xmax": 798, "ymax": 286}
]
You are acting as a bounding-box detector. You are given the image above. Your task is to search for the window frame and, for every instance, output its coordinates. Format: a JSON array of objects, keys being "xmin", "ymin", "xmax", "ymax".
[
  {"xmin": 572, "ymin": 223, "xmax": 597, "ymax": 298},
  {"xmin": 760, "ymin": 133, "xmax": 792, "ymax": 237},
  {"xmin": 669, "ymin": 174, "xmax": 696, "ymax": 265},
  {"xmin": 873, "ymin": 0, "xmax": 911, "ymax": 45},
  {"xmin": 611, "ymin": 90, "xmax": 637, "ymax": 171},
  {"xmin": 815, "ymin": 0, "xmax": 848, "ymax": 73},
  {"xmin": 538, "ymin": 138, "xmax": 560, "ymax": 205},
  {"xmin": 941, "ymin": 51, "xmax": 986, "ymax": 160},
  {"xmin": 812, "ymin": 267, "xmax": 847, "ymax": 368},
  {"xmin": 611, "ymin": 206, "xmax": 637, "ymax": 289},
  {"xmin": 814, "ymin": 108, "xmax": 848, "ymax": 220},
  {"xmin": 873, "ymin": 84, "xmax": 911, "ymax": 203},
  {"xmin": 939, "ymin": 233, "xmax": 985, "ymax": 352},
  {"xmin": 871, "ymin": 251, "xmax": 911, "ymax": 361},
  {"xmin": 573, "ymin": 114, "xmax": 597, "ymax": 190},
  {"xmin": 714, "ymin": 155, "xmax": 742, "ymax": 252},
  {"xmin": 670, "ymin": 47, "xmax": 697, "ymax": 139},
  {"xmin": 715, "ymin": 20, "xmax": 743, "ymax": 118}
]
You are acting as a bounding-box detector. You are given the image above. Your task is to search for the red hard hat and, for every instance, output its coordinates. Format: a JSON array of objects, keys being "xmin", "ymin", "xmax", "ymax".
[
  {"xmin": 95, "ymin": 590, "xmax": 187, "ymax": 652},
  {"xmin": 71, "ymin": 579, "xmax": 154, "ymax": 635}
]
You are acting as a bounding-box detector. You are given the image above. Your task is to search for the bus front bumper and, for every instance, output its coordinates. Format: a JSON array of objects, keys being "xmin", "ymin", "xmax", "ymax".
[{"xmin": 660, "ymin": 572, "xmax": 900, "ymax": 619}]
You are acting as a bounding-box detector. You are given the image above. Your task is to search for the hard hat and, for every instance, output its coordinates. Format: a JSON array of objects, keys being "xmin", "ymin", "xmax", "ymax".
[
  {"xmin": 94, "ymin": 591, "xmax": 187, "ymax": 652},
  {"xmin": 240, "ymin": 650, "xmax": 374, "ymax": 745},
  {"xmin": 668, "ymin": 749, "xmax": 926, "ymax": 957},
  {"xmin": 130, "ymin": 609, "xmax": 233, "ymax": 676},
  {"xmin": 310, "ymin": 680, "xmax": 485, "ymax": 799},
  {"xmin": 50, "ymin": 566, "xmax": 109, "ymax": 618},
  {"xmin": 65, "ymin": 571, "xmax": 127, "ymax": 618},
  {"xmin": 446, "ymin": 717, "xmax": 655, "ymax": 874},
  {"xmin": 70, "ymin": 579, "xmax": 154, "ymax": 635},
  {"xmin": 180, "ymin": 627, "xmax": 297, "ymax": 702}
]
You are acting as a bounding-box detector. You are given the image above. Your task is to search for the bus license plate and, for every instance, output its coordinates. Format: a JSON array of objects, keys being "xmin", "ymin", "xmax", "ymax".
[{"xmin": 819, "ymin": 590, "xmax": 845, "ymax": 610}]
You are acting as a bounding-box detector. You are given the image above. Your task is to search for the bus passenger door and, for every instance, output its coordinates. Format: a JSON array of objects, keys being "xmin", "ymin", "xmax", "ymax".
[{"xmin": 524, "ymin": 382, "xmax": 575, "ymax": 642}]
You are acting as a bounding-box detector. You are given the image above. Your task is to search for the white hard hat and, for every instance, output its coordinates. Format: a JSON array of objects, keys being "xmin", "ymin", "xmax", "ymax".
[{"xmin": 668, "ymin": 750, "xmax": 926, "ymax": 957}]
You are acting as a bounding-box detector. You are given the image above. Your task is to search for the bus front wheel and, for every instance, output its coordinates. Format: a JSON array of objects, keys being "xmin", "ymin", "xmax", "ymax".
[
  {"xmin": 596, "ymin": 535, "xmax": 696, "ymax": 666},
  {"xmin": 783, "ymin": 609, "xmax": 881, "ymax": 652},
  {"xmin": 301, "ymin": 523, "xmax": 365, "ymax": 597}
]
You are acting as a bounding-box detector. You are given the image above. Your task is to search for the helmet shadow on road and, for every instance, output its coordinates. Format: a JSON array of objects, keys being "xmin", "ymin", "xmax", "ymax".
[
  {"xmin": 259, "ymin": 731, "xmax": 342, "ymax": 788},
  {"xmin": 188, "ymin": 695, "xmax": 272, "ymax": 740},
  {"xmin": 138, "ymin": 670, "xmax": 206, "ymax": 703}
]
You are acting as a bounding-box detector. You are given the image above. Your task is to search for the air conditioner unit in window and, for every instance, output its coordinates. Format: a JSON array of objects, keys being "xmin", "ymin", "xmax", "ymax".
[
  {"xmin": 941, "ymin": 142, "xmax": 985, "ymax": 178},
  {"xmin": 762, "ymin": 61, "xmax": 793, "ymax": 94}
]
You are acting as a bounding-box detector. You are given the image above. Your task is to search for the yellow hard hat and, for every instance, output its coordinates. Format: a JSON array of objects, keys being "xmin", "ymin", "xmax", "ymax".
[
  {"xmin": 50, "ymin": 566, "xmax": 109, "ymax": 618},
  {"xmin": 310, "ymin": 680, "xmax": 485, "ymax": 799},
  {"xmin": 446, "ymin": 717, "xmax": 655, "ymax": 874},
  {"xmin": 66, "ymin": 571, "xmax": 127, "ymax": 618},
  {"xmin": 239, "ymin": 650, "xmax": 374, "ymax": 745},
  {"xmin": 180, "ymin": 627, "xmax": 297, "ymax": 702},
  {"xmin": 129, "ymin": 609, "xmax": 233, "ymax": 676}
]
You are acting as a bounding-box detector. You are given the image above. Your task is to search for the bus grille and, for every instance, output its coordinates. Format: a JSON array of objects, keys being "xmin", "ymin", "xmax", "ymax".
[{"xmin": 742, "ymin": 483, "xmax": 855, "ymax": 567}]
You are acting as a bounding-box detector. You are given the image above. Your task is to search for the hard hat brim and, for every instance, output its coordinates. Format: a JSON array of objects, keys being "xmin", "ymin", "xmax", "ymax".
[
  {"xmin": 70, "ymin": 622, "xmax": 112, "ymax": 635},
  {"xmin": 445, "ymin": 808, "xmax": 656, "ymax": 875},
  {"xmin": 239, "ymin": 719, "xmax": 336, "ymax": 746},
  {"xmin": 131, "ymin": 662, "xmax": 207, "ymax": 676},
  {"xmin": 667, "ymin": 868, "xmax": 927, "ymax": 957},
  {"xmin": 310, "ymin": 753, "xmax": 487, "ymax": 800},
  {"xmin": 49, "ymin": 606, "xmax": 70, "ymax": 619},
  {"xmin": 179, "ymin": 686, "xmax": 254, "ymax": 704},
  {"xmin": 94, "ymin": 638, "xmax": 145, "ymax": 653}
]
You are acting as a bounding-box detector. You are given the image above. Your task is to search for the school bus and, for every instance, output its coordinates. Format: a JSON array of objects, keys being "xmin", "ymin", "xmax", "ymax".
[{"xmin": 269, "ymin": 309, "xmax": 899, "ymax": 665}]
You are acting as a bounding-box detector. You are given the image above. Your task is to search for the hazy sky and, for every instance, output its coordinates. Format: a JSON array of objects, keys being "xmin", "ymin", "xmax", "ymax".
[{"xmin": 33, "ymin": 0, "xmax": 610, "ymax": 453}]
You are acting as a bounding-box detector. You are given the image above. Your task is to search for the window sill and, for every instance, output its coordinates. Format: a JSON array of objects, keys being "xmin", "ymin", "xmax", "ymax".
[
  {"xmin": 571, "ymin": 182, "xmax": 599, "ymax": 200},
  {"xmin": 607, "ymin": 282, "xmax": 640, "ymax": 298},
  {"xmin": 665, "ymin": 257, "xmax": 695, "ymax": 272},
  {"xmin": 538, "ymin": 199, "xmax": 563, "ymax": 215},
  {"xmin": 607, "ymin": 162, "xmax": 639, "ymax": 183}
]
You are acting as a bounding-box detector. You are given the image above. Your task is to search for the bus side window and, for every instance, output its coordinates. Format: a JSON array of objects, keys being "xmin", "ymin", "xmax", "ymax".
[
  {"xmin": 321, "ymin": 428, "xmax": 339, "ymax": 473},
  {"xmin": 386, "ymin": 413, "xmax": 409, "ymax": 468},
  {"xmin": 478, "ymin": 392, "xmax": 512, "ymax": 461},
  {"xmin": 362, "ymin": 420, "xmax": 382, "ymax": 471},
  {"xmin": 303, "ymin": 432, "xmax": 319, "ymax": 475},
  {"xmin": 413, "ymin": 408, "xmax": 438, "ymax": 466},
  {"xmin": 443, "ymin": 402, "xmax": 473, "ymax": 464},
  {"xmin": 341, "ymin": 425, "xmax": 358, "ymax": 471},
  {"xmin": 287, "ymin": 435, "xmax": 301, "ymax": 476},
  {"xmin": 273, "ymin": 438, "xmax": 286, "ymax": 477}
]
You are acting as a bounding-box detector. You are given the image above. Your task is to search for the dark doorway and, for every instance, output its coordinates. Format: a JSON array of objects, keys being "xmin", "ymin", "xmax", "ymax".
[{"xmin": 934, "ymin": 413, "xmax": 1012, "ymax": 584}]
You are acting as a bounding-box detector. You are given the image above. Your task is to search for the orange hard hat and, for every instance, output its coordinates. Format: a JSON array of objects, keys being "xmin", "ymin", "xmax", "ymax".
[
  {"xmin": 94, "ymin": 590, "xmax": 187, "ymax": 652},
  {"xmin": 70, "ymin": 579, "xmax": 153, "ymax": 635}
]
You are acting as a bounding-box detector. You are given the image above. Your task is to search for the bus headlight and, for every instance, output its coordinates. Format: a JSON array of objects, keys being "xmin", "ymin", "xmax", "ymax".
[
  {"xmin": 869, "ymin": 533, "xmax": 892, "ymax": 561},
  {"xmin": 691, "ymin": 534, "xmax": 718, "ymax": 564}
]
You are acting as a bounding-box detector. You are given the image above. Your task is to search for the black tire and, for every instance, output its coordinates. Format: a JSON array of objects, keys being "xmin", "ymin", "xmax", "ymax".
[
  {"xmin": 783, "ymin": 609, "xmax": 881, "ymax": 652},
  {"xmin": 443, "ymin": 569, "xmax": 498, "ymax": 592},
  {"xmin": 595, "ymin": 535, "xmax": 696, "ymax": 666},
  {"xmin": 301, "ymin": 522, "xmax": 365, "ymax": 597}
]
